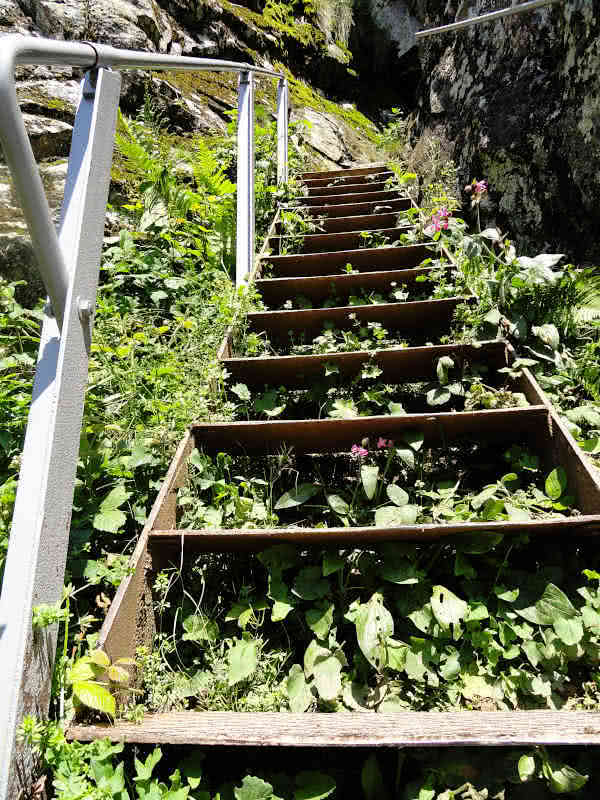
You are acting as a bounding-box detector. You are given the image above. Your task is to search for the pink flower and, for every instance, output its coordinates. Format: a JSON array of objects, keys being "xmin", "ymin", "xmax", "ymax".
[
  {"xmin": 474, "ymin": 180, "xmax": 488, "ymax": 194},
  {"xmin": 351, "ymin": 444, "xmax": 368, "ymax": 458},
  {"xmin": 377, "ymin": 437, "xmax": 393, "ymax": 449}
]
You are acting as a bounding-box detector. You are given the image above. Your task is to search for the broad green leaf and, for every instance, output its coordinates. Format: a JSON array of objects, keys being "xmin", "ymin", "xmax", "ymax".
[
  {"xmin": 182, "ymin": 614, "xmax": 219, "ymax": 642},
  {"xmin": 533, "ymin": 323, "xmax": 560, "ymax": 351},
  {"xmin": 322, "ymin": 552, "xmax": 345, "ymax": 576},
  {"xmin": 541, "ymin": 759, "xmax": 588, "ymax": 794},
  {"xmin": 275, "ymin": 483, "xmax": 320, "ymax": 510},
  {"xmin": 518, "ymin": 754, "xmax": 537, "ymax": 782},
  {"xmin": 231, "ymin": 383, "xmax": 251, "ymax": 401},
  {"xmin": 386, "ymin": 639, "xmax": 408, "ymax": 672},
  {"xmin": 545, "ymin": 467, "xmax": 567, "ymax": 500},
  {"xmin": 108, "ymin": 664, "xmax": 130, "ymax": 684},
  {"xmin": 73, "ymin": 681, "xmax": 116, "ymax": 716},
  {"xmin": 471, "ymin": 484, "xmax": 498, "ymax": 510},
  {"xmin": 326, "ymin": 494, "xmax": 349, "ymax": 516},
  {"xmin": 355, "ymin": 593, "xmax": 394, "ymax": 670},
  {"xmin": 458, "ymin": 532, "xmax": 503, "ymax": 553},
  {"xmin": 259, "ymin": 544, "xmax": 299, "ymax": 572},
  {"xmin": 89, "ymin": 649, "xmax": 110, "ymax": 668},
  {"xmin": 386, "ymin": 484, "xmax": 409, "ymax": 506},
  {"xmin": 402, "ymin": 428, "xmax": 425, "ymax": 453},
  {"xmin": 93, "ymin": 507, "xmax": 127, "ymax": 533},
  {"xmin": 306, "ymin": 602, "xmax": 334, "ymax": 640},
  {"xmin": 312, "ymin": 654, "xmax": 342, "ymax": 701},
  {"xmin": 294, "ymin": 771, "xmax": 336, "ymax": 800},
  {"xmin": 361, "ymin": 465, "xmax": 379, "ymax": 500},
  {"xmin": 328, "ymin": 397, "xmax": 359, "ymax": 419},
  {"xmin": 553, "ymin": 616, "xmax": 583, "ymax": 645},
  {"xmin": 293, "ymin": 567, "xmax": 330, "ymax": 601},
  {"xmin": 379, "ymin": 558, "xmax": 421, "ymax": 585},
  {"xmin": 227, "ymin": 639, "xmax": 258, "ymax": 686},
  {"xmin": 387, "ymin": 401, "xmax": 406, "ymax": 416},
  {"xmin": 396, "ymin": 446, "xmax": 415, "ymax": 468},
  {"xmin": 375, "ymin": 505, "xmax": 418, "ymax": 527},
  {"xmin": 134, "ymin": 747, "xmax": 162, "ymax": 780},
  {"xmin": 439, "ymin": 652, "xmax": 460, "ymax": 681},
  {"xmin": 535, "ymin": 583, "xmax": 578, "ymax": 624},
  {"xmin": 68, "ymin": 658, "xmax": 102, "ymax": 683},
  {"xmin": 269, "ymin": 575, "xmax": 296, "ymax": 621},
  {"xmin": 99, "ymin": 484, "xmax": 131, "ymax": 511},
  {"xmin": 426, "ymin": 386, "xmax": 451, "ymax": 406},
  {"xmin": 286, "ymin": 664, "xmax": 313, "ymax": 713},
  {"xmin": 234, "ymin": 775, "xmax": 276, "ymax": 800},
  {"xmin": 361, "ymin": 755, "xmax": 390, "ymax": 800},
  {"xmin": 566, "ymin": 406, "xmax": 600, "ymax": 427},
  {"xmin": 304, "ymin": 640, "xmax": 330, "ymax": 678},
  {"xmin": 436, "ymin": 355, "xmax": 454, "ymax": 385},
  {"xmin": 460, "ymin": 674, "xmax": 503, "ymax": 702},
  {"xmin": 431, "ymin": 585, "xmax": 467, "ymax": 628}
]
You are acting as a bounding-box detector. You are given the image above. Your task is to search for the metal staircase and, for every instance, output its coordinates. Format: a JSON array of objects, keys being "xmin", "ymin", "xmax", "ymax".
[{"xmin": 66, "ymin": 163, "xmax": 600, "ymax": 748}]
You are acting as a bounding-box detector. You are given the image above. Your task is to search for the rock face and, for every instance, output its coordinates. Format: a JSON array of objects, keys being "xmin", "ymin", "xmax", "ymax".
[
  {"xmin": 0, "ymin": 0, "xmax": 380, "ymax": 294},
  {"xmin": 406, "ymin": 0, "xmax": 600, "ymax": 261}
]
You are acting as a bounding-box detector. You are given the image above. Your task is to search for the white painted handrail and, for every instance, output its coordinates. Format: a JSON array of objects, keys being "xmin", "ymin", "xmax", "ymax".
[{"xmin": 0, "ymin": 35, "xmax": 290, "ymax": 798}]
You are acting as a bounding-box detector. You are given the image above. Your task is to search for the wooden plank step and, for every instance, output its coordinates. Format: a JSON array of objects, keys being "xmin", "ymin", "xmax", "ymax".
[
  {"xmin": 303, "ymin": 212, "xmax": 401, "ymax": 234},
  {"xmin": 246, "ymin": 297, "xmax": 466, "ymax": 342},
  {"xmin": 306, "ymin": 180, "xmax": 389, "ymax": 197},
  {"xmin": 300, "ymin": 189, "xmax": 402, "ymax": 207},
  {"xmin": 300, "ymin": 163, "xmax": 387, "ymax": 181},
  {"xmin": 262, "ymin": 243, "xmax": 432, "ymax": 277},
  {"xmin": 255, "ymin": 265, "xmax": 451, "ymax": 308},
  {"xmin": 304, "ymin": 197, "xmax": 411, "ymax": 217},
  {"xmin": 303, "ymin": 171, "xmax": 394, "ymax": 188},
  {"xmin": 222, "ymin": 339, "xmax": 539, "ymax": 397},
  {"xmin": 270, "ymin": 227, "xmax": 408, "ymax": 255},
  {"xmin": 68, "ymin": 710, "xmax": 600, "ymax": 747}
]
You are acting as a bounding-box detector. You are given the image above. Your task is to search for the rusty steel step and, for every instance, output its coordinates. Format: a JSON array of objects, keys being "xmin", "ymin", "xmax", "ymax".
[
  {"xmin": 262, "ymin": 243, "xmax": 433, "ymax": 278},
  {"xmin": 300, "ymin": 189, "xmax": 403, "ymax": 207},
  {"xmin": 306, "ymin": 180, "xmax": 390, "ymax": 197},
  {"xmin": 297, "ymin": 211, "xmax": 401, "ymax": 234},
  {"xmin": 270, "ymin": 227, "xmax": 409, "ymax": 255},
  {"xmin": 255, "ymin": 265, "xmax": 452, "ymax": 308},
  {"xmin": 303, "ymin": 170, "xmax": 394, "ymax": 189},
  {"xmin": 300, "ymin": 163, "xmax": 387, "ymax": 181},
  {"xmin": 245, "ymin": 297, "xmax": 468, "ymax": 347},
  {"xmin": 221, "ymin": 339, "xmax": 539, "ymax": 398},
  {"xmin": 303, "ymin": 196, "xmax": 412, "ymax": 217}
]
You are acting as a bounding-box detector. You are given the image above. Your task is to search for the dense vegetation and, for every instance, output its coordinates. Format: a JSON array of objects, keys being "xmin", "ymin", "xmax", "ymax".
[{"xmin": 3, "ymin": 101, "xmax": 600, "ymax": 797}]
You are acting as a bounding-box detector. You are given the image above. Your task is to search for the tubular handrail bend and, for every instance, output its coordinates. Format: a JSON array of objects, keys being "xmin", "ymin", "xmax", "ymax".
[
  {"xmin": 0, "ymin": 34, "xmax": 286, "ymax": 327},
  {"xmin": 0, "ymin": 35, "xmax": 288, "ymax": 799}
]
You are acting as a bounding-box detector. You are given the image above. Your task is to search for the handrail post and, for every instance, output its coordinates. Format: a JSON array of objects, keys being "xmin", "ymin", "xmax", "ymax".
[
  {"xmin": 277, "ymin": 77, "xmax": 289, "ymax": 185},
  {"xmin": 236, "ymin": 70, "xmax": 255, "ymax": 287},
  {"xmin": 0, "ymin": 67, "xmax": 121, "ymax": 799}
]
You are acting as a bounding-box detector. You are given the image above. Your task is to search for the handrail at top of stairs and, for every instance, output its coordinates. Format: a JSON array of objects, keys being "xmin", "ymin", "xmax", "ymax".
[
  {"xmin": 0, "ymin": 34, "xmax": 289, "ymax": 799},
  {"xmin": 0, "ymin": 34, "xmax": 289, "ymax": 328}
]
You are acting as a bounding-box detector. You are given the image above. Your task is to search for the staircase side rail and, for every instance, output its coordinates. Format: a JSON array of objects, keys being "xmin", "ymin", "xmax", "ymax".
[{"xmin": 415, "ymin": 0, "xmax": 561, "ymax": 40}]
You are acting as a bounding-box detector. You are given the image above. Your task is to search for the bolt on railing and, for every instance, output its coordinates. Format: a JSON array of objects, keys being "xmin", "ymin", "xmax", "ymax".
[{"xmin": 0, "ymin": 35, "xmax": 289, "ymax": 799}]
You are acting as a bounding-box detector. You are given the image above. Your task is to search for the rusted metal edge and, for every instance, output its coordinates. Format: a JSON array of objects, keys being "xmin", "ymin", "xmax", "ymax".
[
  {"xmin": 306, "ymin": 180, "xmax": 390, "ymax": 197},
  {"xmin": 301, "ymin": 163, "xmax": 387, "ymax": 181},
  {"xmin": 221, "ymin": 338, "xmax": 531, "ymax": 392},
  {"xmin": 149, "ymin": 515, "xmax": 600, "ymax": 553},
  {"xmin": 304, "ymin": 197, "xmax": 412, "ymax": 218},
  {"xmin": 302, "ymin": 171, "xmax": 393, "ymax": 189},
  {"xmin": 300, "ymin": 190, "xmax": 403, "ymax": 207},
  {"xmin": 254, "ymin": 265, "xmax": 455, "ymax": 307},
  {"xmin": 263, "ymin": 242, "xmax": 433, "ymax": 269},
  {"xmin": 97, "ymin": 430, "xmax": 195, "ymax": 658},
  {"xmin": 269, "ymin": 226, "xmax": 410, "ymax": 255}
]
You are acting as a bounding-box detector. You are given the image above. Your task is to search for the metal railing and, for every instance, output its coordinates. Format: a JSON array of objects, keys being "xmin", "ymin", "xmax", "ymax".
[
  {"xmin": 0, "ymin": 35, "xmax": 288, "ymax": 798},
  {"xmin": 415, "ymin": 0, "xmax": 561, "ymax": 39}
]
